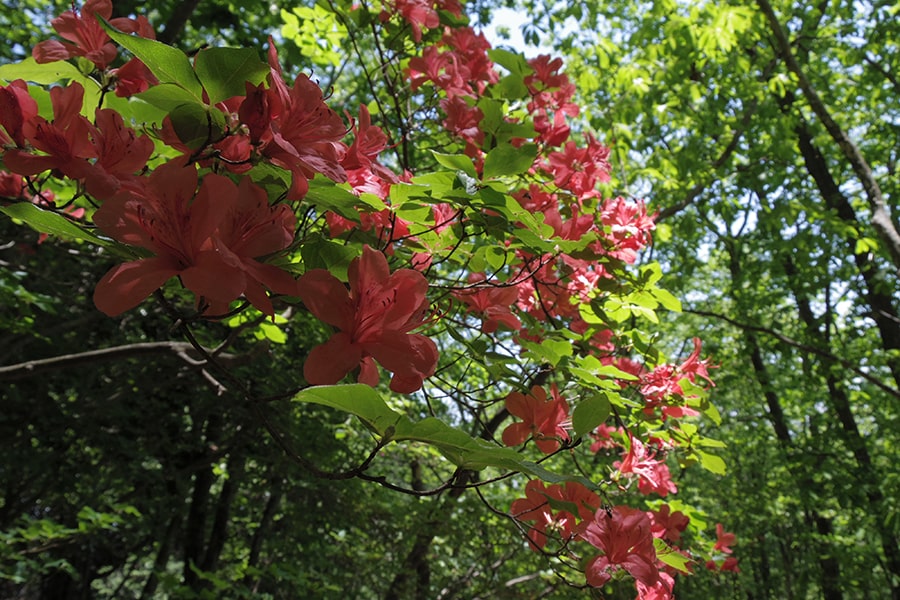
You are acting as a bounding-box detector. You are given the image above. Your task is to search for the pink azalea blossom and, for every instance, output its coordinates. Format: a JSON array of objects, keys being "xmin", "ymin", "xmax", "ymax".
[
  {"xmin": 614, "ymin": 435, "xmax": 678, "ymax": 497},
  {"xmin": 32, "ymin": 0, "xmax": 154, "ymax": 71},
  {"xmin": 714, "ymin": 523, "xmax": 736, "ymax": 554},
  {"xmin": 0, "ymin": 80, "xmax": 39, "ymax": 148},
  {"xmin": 501, "ymin": 384, "xmax": 571, "ymax": 453},
  {"xmin": 297, "ymin": 245, "xmax": 438, "ymax": 393},
  {"xmin": 648, "ymin": 505, "xmax": 690, "ymax": 543},
  {"xmin": 93, "ymin": 162, "xmax": 296, "ymax": 317},
  {"xmin": 453, "ymin": 274, "xmax": 522, "ymax": 334},
  {"xmin": 510, "ymin": 479, "xmax": 599, "ymax": 550},
  {"xmin": 581, "ymin": 505, "xmax": 659, "ymax": 588}
]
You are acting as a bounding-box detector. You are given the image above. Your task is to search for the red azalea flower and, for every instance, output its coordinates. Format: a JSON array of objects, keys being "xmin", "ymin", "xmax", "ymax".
[
  {"xmin": 389, "ymin": 0, "xmax": 440, "ymax": 42},
  {"xmin": 648, "ymin": 505, "xmax": 690, "ymax": 543},
  {"xmin": 3, "ymin": 83, "xmax": 97, "ymax": 182},
  {"xmin": 297, "ymin": 245, "xmax": 438, "ymax": 393},
  {"xmin": 720, "ymin": 557, "xmax": 740, "ymax": 572},
  {"xmin": 86, "ymin": 107, "xmax": 154, "ymax": 199},
  {"xmin": 545, "ymin": 134, "xmax": 611, "ymax": 197},
  {"xmin": 581, "ymin": 506, "xmax": 659, "ymax": 588},
  {"xmin": 206, "ymin": 176, "xmax": 298, "ymax": 316},
  {"xmin": 93, "ymin": 162, "xmax": 297, "ymax": 317},
  {"xmin": 0, "ymin": 80, "xmax": 39, "ymax": 148},
  {"xmin": 600, "ymin": 196, "xmax": 655, "ymax": 263},
  {"xmin": 614, "ymin": 434, "xmax": 678, "ymax": 497},
  {"xmin": 258, "ymin": 40, "xmax": 347, "ymax": 200},
  {"xmin": 639, "ymin": 338, "xmax": 715, "ymax": 418},
  {"xmin": 501, "ymin": 384, "xmax": 571, "ymax": 453},
  {"xmin": 111, "ymin": 57, "xmax": 159, "ymax": 97},
  {"xmin": 636, "ymin": 571, "xmax": 675, "ymax": 600},
  {"xmin": 32, "ymin": 0, "xmax": 153, "ymax": 71},
  {"xmin": 453, "ymin": 275, "xmax": 522, "ymax": 334},
  {"xmin": 714, "ymin": 523, "xmax": 736, "ymax": 554},
  {"xmin": 589, "ymin": 423, "xmax": 622, "ymax": 453},
  {"xmin": 510, "ymin": 479, "xmax": 599, "ymax": 550},
  {"xmin": 440, "ymin": 95, "xmax": 484, "ymax": 152},
  {"xmin": 92, "ymin": 162, "xmax": 223, "ymax": 316},
  {"xmin": 0, "ymin": 170, "xmax": 26, "ymax": 199}
]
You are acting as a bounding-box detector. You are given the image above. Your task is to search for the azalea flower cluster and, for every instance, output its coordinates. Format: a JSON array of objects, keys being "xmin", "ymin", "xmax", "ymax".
[
  {"xmin": 0, "ymin": 1, "xmax": 735, "ymax": 596},
  {"xmin": 501, "ymin": 339, "xmax": 728, "ymax": 598},
  {"xmin": 511, "ymin": 476, "xmax": 736, "ymax": 598},
  {"xmin": 0, "ymin": 0, "xmax": 435, "ymax": 391},
  {"xmin": 510, "ymin": 478, "xmax": 687, "ymax": 598},
  {"xmin": 404, "ymin": 23, "xmax": 657, "ymax": 344}
]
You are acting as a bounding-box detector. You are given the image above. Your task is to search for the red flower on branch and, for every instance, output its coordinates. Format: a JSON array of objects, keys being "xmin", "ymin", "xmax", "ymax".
[
  {"xmin": 637, "ymin": 571, "xmax": 675, "ymax": 600},
  {"xmin": 648, "ymin": 504, "xmax": 690, "ymax": 543},
  {"xmin": 202, "ymin": 176, "xmax": 299, "ymax": 316},
  {"xmin": 706, "ymin": 556, "xmax": 740, "ymax": 573},
  {"xmin": 639, "ymin": 338, "xmax": 715, "ymax": 418},
  {"xmin": 111, "ymin": 57, "xmax": 159, "ymax": 97},
  {"xmin": 510, "ymin": 479, "xmax": 600, "ymax": 550},
  {"xmin": 453, "ymin": 274, "xmax": 522, "ymax": 334},
  {"xmin": 580, "ymin": 506, "xmax": 659, "ymax": 588},
  {"xmin": 501, "ymin": 384, "xmax": 571, "ymax": 453},
  {"xmin": 32, "ymin": 0, "xmax": 154, "ymax": 71},
  {"xmin": 545, "ymin": 134, "xmax": 611, "ymax": 197},
  {"xmin": 713, "ymin": 523, "xmax": 736, "ymax": 554},
  {"xmin": 614, "ymin": 434, "xmax": 678, "ymax": 497},
  {"xmin": 86, "ymin": 107, "xmax": 154, "ymax": 199},
  {"xmin": 93, "ymin": 162, "xmax": 296, "ymax": 317},
  {"xmin": 2, "ymin": 83, "xmax": 98, "ymax": 182},
  {"xmin": 255, "ymin": 40, "xmax": 348, "ymax": 200},
  {"xmin": 297, "ymin": 245, "xmax": 438, "ymax": 393},
  {"xmin": 386, "ymin": 0, "xmax": 440, "ymax": 42},
  {"xmin": 0, "ymin": 80, "xmax": 39, "ymax": 148}
]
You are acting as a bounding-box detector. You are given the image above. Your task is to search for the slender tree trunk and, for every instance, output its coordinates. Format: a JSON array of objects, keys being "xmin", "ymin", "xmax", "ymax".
[
  {"xmin": 782, "ymin": 259, "xmax": 900, "ymax": 597},
  {"xmin": 384, "ymin": 462, "xmax": 436, "ymax": 600},
  {"xmin": 140, "ymin": 515, "xmax": 179, "ymax": 600},
  {"xmin": 794, "ymin": 123, "xmax": 900, "ymax": 389},
  {"xmin": 201, "ymin": 453, "xmax": 245, "ymax": 573},
  {"xmin": 757, "ymin": 0, "xmax": 900, "ymax": 270},
  {"xmin": 182, "ymin": 414, "xmax": 222, "ymax": 589},
  {"xmin": 727, "ymin": 241, "xmax": 844, "ymax": 599},
  {"xmin": 157, "ymin": 0, "xmax": 203, "ymax": 46},
  {"xmin": 244, "ymin": 477, "xmax": 283, "ymax": 583}
]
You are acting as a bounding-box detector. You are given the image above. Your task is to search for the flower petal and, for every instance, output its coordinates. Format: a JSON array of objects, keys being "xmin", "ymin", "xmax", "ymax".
[
  {"xmin": 93, "ymin": 257, "xmax": 178, "ymax": 316},
  {"xmin": 303, "ymin": 332, "xmax": 362, "ymax": 386}
]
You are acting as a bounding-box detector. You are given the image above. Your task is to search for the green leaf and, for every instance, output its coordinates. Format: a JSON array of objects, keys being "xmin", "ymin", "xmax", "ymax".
[
  {"xmin": 168, "ymin": 103, "xmax": 224, "ymax": 150},
  {"xmin": 292, "ymin": 385, "xmax": 594, "ymax": 486},
  {"xmin": 651, "ymin": 287, "xmax": 683, "ymax": 312},
  {"xmin": 293, "ymin": 384, "xmax": 403, "ymax": 436},
  {"xmin": 431, "ymin": 151, "xmax": 477, "ymax": 178},
  {"xmin": 300, "ymin": 238, "xmax": 358, "ymax": 280},
  {"xmin": 520, "ymin": 338, "xmax": 572, "ymax": 367},
  {"xmin": 1, "ymin": 203, "xmax": 111, "ymax": 247},
  {"xmin": 305, "ymin": 176, "xmax": 363, "ymax": 221},
  {"xmin": 571, "ymin": 393, "xmax": 611, "ymax": 437},
  {"xmin": 482, "ymin": 143, "xmax": 538, "ymax": 180},
  {"xmin": 654, "ymin": 538, "xmax": 693, "ymax": 573},
  {"xmin": 0, "ymin": 56, "xmax": 83, "ymax": 85},
  {"xmin": 100, "ymin": 18, "xmax": 203, "ymax": 100},
  {"xmin": 136, "ymin": 83, "xmax": 206, "ymax": 111},
  {"xmin": 193, "ymin": 47, "xmax": 268, "ymax": 105},
  {"xmin": 694, "ymin": 449, "xmax": 727, "ymax": 475},
  {"xmin": 487, "ymin": 48, "xmax": 532, "ymax": 76}
]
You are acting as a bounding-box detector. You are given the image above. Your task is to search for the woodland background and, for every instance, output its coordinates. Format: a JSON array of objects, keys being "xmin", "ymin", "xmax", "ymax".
[{"xmin": 1, "ymin": 0, "xmax": 899, "ymax": 598}]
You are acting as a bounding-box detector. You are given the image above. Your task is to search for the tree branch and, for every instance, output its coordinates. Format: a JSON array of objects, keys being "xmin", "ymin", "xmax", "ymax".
[
  {"xmin": 757, "ymin": 0, "xmax": 900, "ymax": 271},
  {"xmin": 685, "ymin": 307, "xmax": 900, "ymax": 401},
  {"xmin": 0, "ymin": 341, "xmax": 244, "ymax": 381}
]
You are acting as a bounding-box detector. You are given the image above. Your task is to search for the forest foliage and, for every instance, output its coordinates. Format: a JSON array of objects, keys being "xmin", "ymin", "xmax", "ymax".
[{"xmin": 1, "ymin": 0, "xmax": 897, "ymax": 599}]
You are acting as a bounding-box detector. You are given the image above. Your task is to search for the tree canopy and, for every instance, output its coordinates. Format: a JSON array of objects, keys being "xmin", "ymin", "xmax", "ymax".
[{"xmin": 3, "ymin": 0, "xmax": 895, "ymax": 598}]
